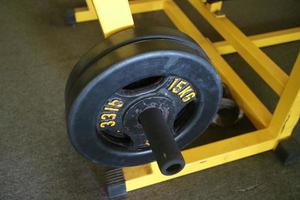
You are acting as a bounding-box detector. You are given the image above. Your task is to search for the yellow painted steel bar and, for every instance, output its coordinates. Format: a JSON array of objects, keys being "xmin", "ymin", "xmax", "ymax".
[
  {"xmin": 75, "ymin": 0, "xmax": 97, "ymax": 23},
  {"xmin": 74, "ymin": 0, "xmax": 166, "ymax": 23},
  {"xmin": 206, "ymin": 1, "xmax": 223, "ymax": 13},
  {"xmin": 269, "ymin": 54, "xmax": 300, "ymax": 139},
  {"xmin": 124, "ymin": 129, "xmax": 276, "ymax": 191},
  {"xmin": 91, "ymin": 0, "xmax": 134, "ymax": 37},
  {"xmin": 130, "ymin": 0, "xmax": 166, "ymax": 13},
  {"xmin": 163, "ymin": 0, "xmax": 272, "ymax": 129},
  {"xmin": 189, "ymin": 0, "xmax": 288, "ymax": 95},
  {"xmin": 74, "ymin": 1, "xmax": 300, "ymax": 57},
  {"xmin": 214, "ymin": 27, "xmax": 300, "ymax": 55}
]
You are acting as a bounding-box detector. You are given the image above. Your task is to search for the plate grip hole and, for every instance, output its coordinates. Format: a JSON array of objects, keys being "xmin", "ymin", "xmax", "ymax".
[{"xmin": 122, "ymin": 76, "xmax": 164, "ymax": 91}]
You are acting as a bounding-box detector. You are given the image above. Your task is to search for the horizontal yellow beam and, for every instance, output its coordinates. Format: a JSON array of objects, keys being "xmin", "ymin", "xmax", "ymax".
[
  {"xmin": 74, "ymin": 7, "xmax": 96, "ymax": 23},
  {"xmin": 164, "ymin": 0, "xmax": 272, "ymax": 129},
  {"xmin": 74, "ymin": 0, "xmax": 96, "ymax": 23},
  {"xmin": 214, "ymin": 27, "xmax": 300, "ymax": 55},
  {"xmin": 189, "ymin": 0, "xmax": 288, "ymax": 95},
  {"xmin": 125, "ymin": 129, "xmax": 276, "ymax": 191}
]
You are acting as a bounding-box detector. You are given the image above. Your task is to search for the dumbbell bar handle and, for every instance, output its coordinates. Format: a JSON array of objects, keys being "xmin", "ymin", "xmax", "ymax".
[{"xmin": 139, "ymin": 108, "xmax": 185, "ymax": 176}]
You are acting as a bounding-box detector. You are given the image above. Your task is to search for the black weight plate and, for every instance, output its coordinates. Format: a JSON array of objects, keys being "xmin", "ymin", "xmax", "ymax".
[
  {"xmin": 65, "ymin": 27, "xmax": 208, "ymax": 100},
  {"xmin": 65, "ymin": 28, "xmax": 222, "ymax": 167}
]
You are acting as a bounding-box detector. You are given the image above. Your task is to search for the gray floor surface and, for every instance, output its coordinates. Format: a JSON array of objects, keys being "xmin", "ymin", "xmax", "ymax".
[{"xmin": 0, "ymin": 0, "xmax": 300, "ymax": 200}]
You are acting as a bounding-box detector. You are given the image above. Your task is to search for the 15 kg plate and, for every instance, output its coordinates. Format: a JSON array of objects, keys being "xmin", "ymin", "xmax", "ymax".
[{"xmin": 65, "ymin": 27, "xmax": 222, "ymax": 167}]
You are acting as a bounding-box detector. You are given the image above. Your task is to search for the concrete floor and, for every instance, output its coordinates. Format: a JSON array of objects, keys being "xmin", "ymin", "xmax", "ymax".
[{"xmin": 0, "ymin": 0, "xmax": 300, "ymax": 199}]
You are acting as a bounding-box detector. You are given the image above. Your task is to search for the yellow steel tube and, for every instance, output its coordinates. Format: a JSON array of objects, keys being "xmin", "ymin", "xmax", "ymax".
[
  {"xmin": 163, "ymin": 1, "xmax": 272, "ymax": 129},
  {"xmin": 206, "ymin": 1, "xmax": 223, "ymax": 13},
  {"xmin": 130, "ymin": 0, "xmax": 167, "ymax": 13},
  {"xmin": 269, "ymin": 54, "xmax": 300, "ymax": 139},
  {"xmin": 74, "ymin": 0, "xmax": 167, "ymax": 23},
  {"xmin": 91, "ymin": 0, "xmax": 134, "ymax": 37},
  {"xmin": 74, "ymin": 7, "xmax": 96, "ymax": 23},
  {"xmin": 74, "ymin": 0, "xmax": 98, "ymax": 23},
  {"xmin": 189, "ymin": 0, "xmax": 288, "ymax": 95},
  {"xmin": 125, "ymin": 129, "xmax": 276, "ymax": 191},
  {"xmin": 214, "ymin": 27, "xmax": 300, "ymax": 55}
]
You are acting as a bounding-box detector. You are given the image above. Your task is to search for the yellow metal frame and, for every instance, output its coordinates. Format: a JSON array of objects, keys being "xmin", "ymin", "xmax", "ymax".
[{"xmin": 73, "ymin": 0, "xmax": 300, "ymax": 193}]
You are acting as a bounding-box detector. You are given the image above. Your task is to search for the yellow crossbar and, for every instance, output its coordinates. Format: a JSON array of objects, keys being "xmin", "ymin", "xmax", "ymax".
[{"xmin": 189, "ymin": 0, "xmax": 289, "ymax": 95}]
